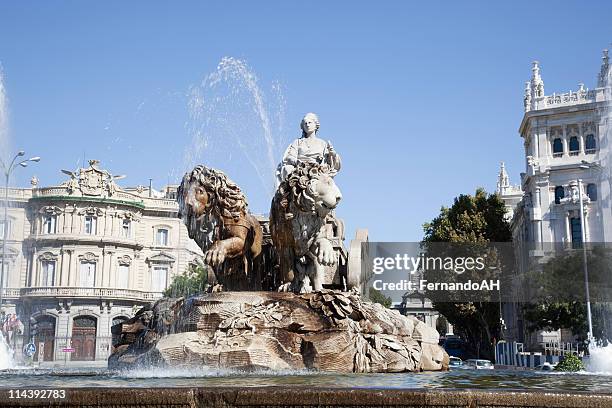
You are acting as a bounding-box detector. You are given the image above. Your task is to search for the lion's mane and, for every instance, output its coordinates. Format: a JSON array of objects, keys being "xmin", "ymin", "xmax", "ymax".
[
  {"xmin": 274, "ymin": 162, "xmax": 331, "ymax": 215},
  {"xmin": 179, "ymin": 165, "xmax": 248, "ymax": 221}
]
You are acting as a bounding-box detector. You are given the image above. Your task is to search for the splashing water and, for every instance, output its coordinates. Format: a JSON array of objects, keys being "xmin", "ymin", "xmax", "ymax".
[
  {"xmin": 0, "ymin": 65, "xmax": 10, "ymax": 163},
  {"xmin": 0, "ymin": 335, "xmax": 15, "ymax": 370},
  {"xmin": 586, "ymin": 343, "xmax": 612, "ymax": 375},
  {"xmin": 0, "ymin": 65, "xmax": 14, "ymax": 370},
  {"xmin": 183, "ymin": 57, "xmax": 288, "ymax": 213}
]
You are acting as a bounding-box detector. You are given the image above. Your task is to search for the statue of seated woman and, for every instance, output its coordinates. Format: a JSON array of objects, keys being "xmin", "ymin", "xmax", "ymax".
[{"xmin": 276, "ymin": 112, "xmax": 341, "ymax": 183}]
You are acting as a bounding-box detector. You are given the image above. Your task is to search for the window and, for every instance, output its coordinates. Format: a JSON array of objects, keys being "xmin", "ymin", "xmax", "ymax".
[
  {"xmin": 156, "ymin": 228, "xmax": 169, "ymax": 246},
  {"xmin": 42, "ymin": 215, "xmax": 56, "ymax": 234},
  {"xmin": 587, "ymin": 184, "xmax": 598, "ymax": 202},
  {"xmin": 122, "ymin": 219, "xmax": 131, "ymax": 238},
  {"xmin": 570, "ymin": 217, "xmax": 582, "ymax": 249},
  {"xmin": 79, "ymin": 261, "xmax": 96, "ymax": 287},
  {"xmin": 0, "ymin": 219, "xmax": 8, "ymax": 239},
  {"xmin": 586, "ymin": 134, "xmax": 596, "ymax": 153},
  {"xmin": 0, "ymin": 261, "xmax": 7, "ymax": 288},
  {"xmin": 84, "ymin": 216, "xmax": 97, "ymax": 235},
  {"xmin": 554, "ymin": 186, "xmax": 565, "ymax": 204},
  {"xmin": 151, "ymin": 266, "xmax": 168, "ymax": 292},
  {"xmin": 117, "ymin": 264, "xmax": 129, "ymax": 288},
  {"xmin": 552, "ymin": 138, "xmax": 563, "ymax": 156},
  {"xmin": 569, "ymin": 136, "xmax": 579, "ymax": 155},
  {"xmin": 42, "ymin": 260, "xmax": 56, "ymax": 286}
]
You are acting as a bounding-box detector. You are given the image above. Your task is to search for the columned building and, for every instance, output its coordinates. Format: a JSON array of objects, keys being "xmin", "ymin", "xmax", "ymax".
[
  {"xmin": 499, "ymin": 50, "xmax": 611, "ymax": 346},
  {"xmin": 0, "ymin": 160, "xmax": 202, "ymax": 365}
]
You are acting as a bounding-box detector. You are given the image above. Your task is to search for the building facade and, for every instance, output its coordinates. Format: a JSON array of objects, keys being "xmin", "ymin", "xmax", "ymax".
[
  {"xmin": 499, "ymin": 50, "xmax": 611, "ymax": 346},
  {"xmin": 0, "ymin": 160, "xmax": 202, "ymax": 365}
]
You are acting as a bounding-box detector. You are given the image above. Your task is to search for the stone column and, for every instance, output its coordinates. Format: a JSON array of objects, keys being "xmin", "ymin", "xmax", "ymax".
[
  {"xmin": 580, "ymin": 134, "xmax": 585, "ymax": 155},
  {"xmin": 106, "ymin": 251, "xmax": 115, "ymax": 287},
  {"xmin": 69, "ymin": 250, "xmax": 78, "ymax": 287},
  {"xmin": 96, "ymin": 252, "xmax": 105, "ymax": 288},
  {"xmin": 59, "ymin": 249, "xmax": 66, "ymax": 287},
  {"xmin": 28, "ymin": 246, "xmax": 37, "ymax": 287},
  {"xmin": 55, "ymin": 308, "xmax": 71, "ymax": 362},
  {"xmin": 562, "ymin": 127, "xmax": 568, "ymax": 156}
]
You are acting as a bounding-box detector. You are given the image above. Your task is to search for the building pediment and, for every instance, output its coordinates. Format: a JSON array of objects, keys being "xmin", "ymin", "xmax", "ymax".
[{"xmin": 146, "ymin": 252, "xmax": 176, "ymax": 264}]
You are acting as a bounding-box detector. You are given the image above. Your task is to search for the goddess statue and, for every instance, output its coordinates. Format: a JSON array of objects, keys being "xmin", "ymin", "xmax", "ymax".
[{"xmin": 276, "ymin": 112, "xmax": 341, "ymax": 182}]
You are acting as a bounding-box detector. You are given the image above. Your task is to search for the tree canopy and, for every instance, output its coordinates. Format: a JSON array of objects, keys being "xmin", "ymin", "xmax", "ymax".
[{"xmin": 422, "ymin": 188, "xmax": 512, "ymax": 359}]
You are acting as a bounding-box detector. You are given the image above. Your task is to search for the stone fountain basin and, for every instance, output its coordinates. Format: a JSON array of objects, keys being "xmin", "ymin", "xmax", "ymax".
[{"xmin": 109, "ymin": 290, "xmax": 448, "ymax": 373}]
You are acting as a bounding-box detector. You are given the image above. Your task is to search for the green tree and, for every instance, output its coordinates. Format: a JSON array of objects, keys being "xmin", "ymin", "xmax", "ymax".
[
  {"xmin": 163, "ymin": 261, "xmax": 209, "ymax": 298},
  {"xmin": 422, "ymin": 188, "xmax": 512, "ymax": 360},
  {"xmin": 369, "ymin": 288, "xmax": 392, "ymax": 308}
]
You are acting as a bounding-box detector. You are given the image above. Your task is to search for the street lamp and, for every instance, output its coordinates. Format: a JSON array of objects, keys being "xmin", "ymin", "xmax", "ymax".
[
  {"xmin": 0, "ymin": 152, "xmax": 40, "ymax": 310},
  {"xmin": 577, "ymin": 160, "xmax": 602, "ymax": 343}
]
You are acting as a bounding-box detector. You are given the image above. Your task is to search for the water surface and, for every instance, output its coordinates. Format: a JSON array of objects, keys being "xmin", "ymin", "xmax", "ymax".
[{"xmin": 1, "ymin": 368, "xmax": 611, "ymax": 393}]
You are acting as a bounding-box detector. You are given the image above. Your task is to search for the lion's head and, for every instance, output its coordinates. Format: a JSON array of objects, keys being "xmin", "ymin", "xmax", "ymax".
[
  {"xmin": 178, "ymin": 165, "xmax": 248, "ymax": 241},
  {"xmin": 279, "ymin": 162, "xmax": 342, "ymax": 218}
]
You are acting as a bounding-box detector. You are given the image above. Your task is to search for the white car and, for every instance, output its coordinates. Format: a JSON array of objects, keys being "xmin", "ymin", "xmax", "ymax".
[{"xmin": 464, "ymin": 359, "xmax": 494, "ymax": 369}]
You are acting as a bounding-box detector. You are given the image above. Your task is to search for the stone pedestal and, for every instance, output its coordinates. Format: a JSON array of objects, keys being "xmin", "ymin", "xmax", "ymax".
[{"xmin": 109, "ymin": 290, "xmax": 448, "ymax": 373}]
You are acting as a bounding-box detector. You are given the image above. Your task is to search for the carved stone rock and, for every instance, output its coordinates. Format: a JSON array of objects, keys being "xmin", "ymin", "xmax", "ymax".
[{"xmin": 109, "ymin": 290, "xmax": 449, "ymax": 373}]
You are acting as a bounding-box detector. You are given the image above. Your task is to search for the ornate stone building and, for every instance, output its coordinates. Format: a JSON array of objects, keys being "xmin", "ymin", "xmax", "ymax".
[
  {"xmin": 0, "ymin": 160, "xmax": 202, "ymax": 365},
  {"xmin": 499, "ymin": 50, "xmax": 611, "ymax": 346}
]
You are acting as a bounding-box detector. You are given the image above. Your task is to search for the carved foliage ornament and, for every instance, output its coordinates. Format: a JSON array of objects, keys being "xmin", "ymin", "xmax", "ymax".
[
  {"xmin": 39, "ymin": 206, "xmax": 63, "ymax": 215},
  {"xmin": 118, "ymin": 255, "xmax": 132, "ymax": 266},
  {"xmin": 77, "ymin": 207, "xmax": 104, "ymax": 216},
  {"xmin": 78, "ymin": 252, "xmax": 99, "ymax": 263},
  {"xmin": 39, "ymin": 252, "xmax": 59, "ymax": 262},
  {"xmin": 121, "ymin": 211, "xmax": 141, "ymax": 221},
  {"xmin": 582, "ymin": 122, "xmax": 596, "ymax": 134}
]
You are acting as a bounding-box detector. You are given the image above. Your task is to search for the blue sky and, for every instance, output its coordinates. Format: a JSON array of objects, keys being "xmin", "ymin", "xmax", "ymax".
[{"xmin": 1, "ymin": 1, "xmax": 611, "ymax": 241}]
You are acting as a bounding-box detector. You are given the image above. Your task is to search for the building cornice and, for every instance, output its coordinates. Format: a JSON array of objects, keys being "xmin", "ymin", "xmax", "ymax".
[{"xmin": 518, "ymin": 100, "xmax": 605, "ymax": 136}]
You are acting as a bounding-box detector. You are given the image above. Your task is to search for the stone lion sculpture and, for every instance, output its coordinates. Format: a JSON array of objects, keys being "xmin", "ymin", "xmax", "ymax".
[
  {"xmin": 270, "ymin": 162, "xmax": 342, "ymax": 293},
  {"xmin": 178, "ymin": 165, "xmax": 263, "ymax": 290}
]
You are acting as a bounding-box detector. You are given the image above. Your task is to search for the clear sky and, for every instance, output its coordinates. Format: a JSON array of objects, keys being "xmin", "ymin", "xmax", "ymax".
[{"xmin": 1, "ymin": 1, "xmax": 611, "ymax": 242}]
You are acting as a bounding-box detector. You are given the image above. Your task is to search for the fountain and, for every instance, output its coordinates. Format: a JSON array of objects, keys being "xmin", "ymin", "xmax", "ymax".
[
  {"xmin": 109, "ymin": 112, "xmax": 448, "ymax": 373},
  {"xmin": 183, "ymin": 57, "xmax": 288, "ymax": 213},
  {"xmin": 0, "ymin": 66, "xmax": 16, "ymax": 371}
]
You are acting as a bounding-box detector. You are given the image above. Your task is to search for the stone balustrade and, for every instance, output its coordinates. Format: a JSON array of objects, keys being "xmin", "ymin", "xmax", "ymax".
[
  {"xmin": 532, "ymin": 87, "xmax": 607, "ymax": 111},
  {"xmin": 0, "ymin": 187, "xmax": 32, "ymax": 201},
  {"xmin": 20, "ymin": 286, "xmax": 163, "ymax": 301},
  {"xmin": 0, "ymin": 287, "xmax": 22, "ymax": 299},
  {"xmin": 25, "ymin": 233, "xmax": 145, "ymax": 249}
]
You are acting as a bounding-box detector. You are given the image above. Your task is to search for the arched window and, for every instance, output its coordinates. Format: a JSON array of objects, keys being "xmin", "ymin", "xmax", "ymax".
[
  {"xmin": 587, "ymin": 184, "xmax": 598, "ymax": 202},
  {"xmin": 552, "ymin": 138, "xmax": 563, "ymax": 156},
  {"xmin": 72, "ymin": 316, "xmax": 97, "ymax": 361},
  {"xmin": 585, "ymin": 134, "xmax": 596, "ymax": 153},
  {"xmin": 555, "ymin": 186, "xmax": 565, "ymax": 204},
  {"xmin": 34, "ymin": 315, "xmax": 56, "ymax": 362},
  {"xmin": 569, "ymin": 136, "xmax": 579, "ymax": 155}
]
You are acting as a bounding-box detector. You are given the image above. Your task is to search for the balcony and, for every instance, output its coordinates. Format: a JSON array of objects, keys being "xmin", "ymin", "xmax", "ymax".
[
  {"xmin": 25, "ymin": 233, "xmax": 144, "ymax": 250},
  {"xmin": 20, "ymin": 287, "xmax": 163, "ymax": 302},
  {"xmin": 0, "ymin": 288, "xmax": 21, "ymax": 299}
]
